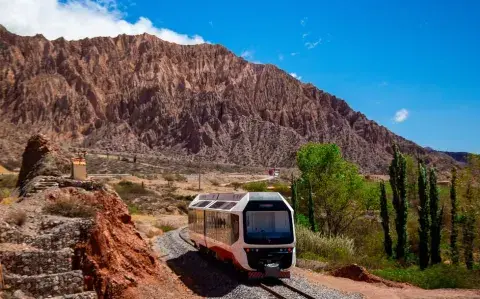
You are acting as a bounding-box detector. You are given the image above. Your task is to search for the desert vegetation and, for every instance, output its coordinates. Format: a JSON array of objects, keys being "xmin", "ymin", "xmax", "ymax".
[{"xmin": 292, "ymin": 142, "xmax": 480, "ymax": 289}]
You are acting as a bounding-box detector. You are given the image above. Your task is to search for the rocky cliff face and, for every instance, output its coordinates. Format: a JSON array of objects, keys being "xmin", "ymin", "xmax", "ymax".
[{"xmin": 0, "ymin": 26, "xmax": 456, "ymax": 173}]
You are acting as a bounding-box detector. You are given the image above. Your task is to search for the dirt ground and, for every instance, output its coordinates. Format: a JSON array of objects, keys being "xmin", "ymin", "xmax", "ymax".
[
  {"xmin": 107, "ymin": 172, "xmax": 272, "ymax": 197},
  {"xmin": 294, "ymin": 267, "xmax": 480, "ymax": 299}
]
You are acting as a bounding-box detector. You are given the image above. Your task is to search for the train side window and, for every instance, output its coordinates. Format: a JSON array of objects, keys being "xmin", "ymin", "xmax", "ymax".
[{"xmin": 231, "ymin": 214, "xmax": 239, "ymax": 244}]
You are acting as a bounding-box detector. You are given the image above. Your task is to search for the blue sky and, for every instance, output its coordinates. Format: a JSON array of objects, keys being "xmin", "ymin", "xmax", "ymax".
[{"xmin": 2, "ymin": 0, "xmax": 479, "ymax": 153}]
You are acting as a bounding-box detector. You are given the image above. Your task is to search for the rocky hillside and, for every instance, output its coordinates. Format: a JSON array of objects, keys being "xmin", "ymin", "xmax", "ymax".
[{"xmin": 0, "ymin": 25, "xmax": 456, "ymax": 173}]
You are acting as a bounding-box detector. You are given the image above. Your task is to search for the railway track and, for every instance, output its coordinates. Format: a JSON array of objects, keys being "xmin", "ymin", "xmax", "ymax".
[
  {"xmin": 259, "ymin": 281, "xmax": 317, "ymax": 299},
  {"xmin": 177, "ymin": 228, "xmax": 317, "ymax": 299}
]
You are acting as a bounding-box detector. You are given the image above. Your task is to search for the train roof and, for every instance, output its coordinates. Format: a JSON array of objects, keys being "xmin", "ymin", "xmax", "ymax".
[{"xmin": 188, "ymin": 192, "xmax": 287, "ymax": 212}]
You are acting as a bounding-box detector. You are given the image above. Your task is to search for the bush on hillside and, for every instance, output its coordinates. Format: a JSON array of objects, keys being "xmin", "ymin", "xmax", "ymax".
[
  {"xmin": 43, "ymin": 199, "xmax": 96, "ymax": 218},
  {"xmin": 242, "ymin": 181, "xmax": 268, "ymax": 192},
  {"xmin": 0, "ymin": 174, "xmax": 17, "ymax": 189},
  {"xmin": 114, "ymin": 180, "xmax": 154, "ymax": 201}
]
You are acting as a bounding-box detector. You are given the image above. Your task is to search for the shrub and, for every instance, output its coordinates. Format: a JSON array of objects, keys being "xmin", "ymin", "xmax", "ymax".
[
  {"xmin": 127, "ymin": 204, "xmax": 140, "ymax": 215},
  {"xmin": 176, "ymin": 201, "xmax": 188, "ymax": 214},
  {"xmin": 242, "ymin": 181, "xmax": 268, "ymax": 192},
  {"xmin": 6, "ymin": 210, "xmax": 27, "ymax": 226},
  {"xmin": 43, "ymin": 199, "xmax": 96, "ymax": 218},
  {"xmin": 0, "ymin": 174, "xmax": 17, "ymax": 188},
  {"xmin": 154, "ymin": 219, "xmax": 176, "ymax": 232},
  {"xmin": 114, "ymin": 180, "xmax": 153, "ymax": 201},
  {"xmin": 0, "ymin": 188, "xmax": 12, "ymax": 199},
  {"xmin": 175, "ymin": 173, "xmax": 187, "ymax": 182},
  {"xmin": 230, "ymin": 182, "xmax": 242, "ymax": 191},
  {"xmin": 272, "ymin": 182, "xmax": 290, "ymax": 196},
  {"xmin": 373, "ymin": 264, "xmax": 480, "ymax": 289},
  {"xmin": 295, "ymin": 225, "xmax": 355, "ymax": 262},
  {"xmin": 209, "ymin": 179, "xmax": 220, "ymax": 186}
]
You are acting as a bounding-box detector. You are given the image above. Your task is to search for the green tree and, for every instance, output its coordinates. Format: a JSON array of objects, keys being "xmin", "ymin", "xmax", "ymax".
[
  {"xmin": 296, "ymin": 143, "xmax": 365, "ymax": 235},
  {"xmin": 291, "ymin": 175, "xmax": 298, "ymax": 222},
  {"xmin": 429, "ymin": 168, "xmax": 443, "ymax": 265},
  {"xmin": 307, "ymin": 179, "xmax": 317, "ymax": 232},
  {"xmin": 405, "ymin": 155, "xmax": 419, "ymax": 206},
  {"xmin": 462, "ymin": 183, "xmax": 476, "ymax": 270},
  {"xmin": 389, "ymin": 144, "xmax": 408, "ymax": 261},
  {"xmin": 450, "ymin": 168, "xmax": 459, "ymax": 265},
  {"xmin": 417, "ymin": 162, "xmax": 430, "ymax": 270},
  {"xmin": 380, "ymin": 181, "xmax": 393, "ymax": 257}
]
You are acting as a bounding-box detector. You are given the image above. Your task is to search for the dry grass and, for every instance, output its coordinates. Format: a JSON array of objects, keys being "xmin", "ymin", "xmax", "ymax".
[
  {"xmin": 43, "ymin": 198, "xmax": 96, "ymax": 218},
  {"xmin": 209, "ymin": 179, "xmax": 220, "ymax": 186},
  {"xmin": 295, "ymin": 225, "xmax": 355, "ymax": 261},
  {"xmin": 6, "ymin": 210, "xmax": 27, "ymax": 226},
  {"xmin": 154, "ymin": 218, "xmax": 176, "ymax": 233}
]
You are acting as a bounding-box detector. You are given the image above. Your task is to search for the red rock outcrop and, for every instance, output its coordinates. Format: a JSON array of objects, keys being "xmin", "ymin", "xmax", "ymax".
[
  {"xmin": 0, "ymin": 26, "xmax": 456, "ymax": 173},
  {"xmin": 56, "ymin": 187, "xmax": 182, "ymax": 298},
  {"xmin": 16, "ymin": 134, "xmax": 70, "ymax": 190}
]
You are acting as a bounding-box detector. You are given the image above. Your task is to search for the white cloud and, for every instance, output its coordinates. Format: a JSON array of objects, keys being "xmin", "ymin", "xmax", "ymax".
[
  {"xmin": 393, "ymin": 109, "xmax": 409, "ymax": 123},
  {"xmin": 290, "ymin": 52, "xmax": 299, "ymax": 56},
  {"xmin": 305, "ymin": 38, "xmax": 321, "ymax": 49},
  {"xmin": 290, "ymin": 73, "xmax": 302, "ymax": 80},
  {"xmin": 241, "ymin": 50, "xmax": 254, "ymax": 60},
  {"xmin": 302, "ymin": 32, "xmax": 310, "ymax": 39},
  {"xmin": 278, "ymin": 54, "xmax": 284, "ymax": 61},
  {"xmin": 209, "ymin": 21, "xmax": 213, "ymax": 27},
  {"xmin": 0, "ymin": 0, "xmax": 206, "ymax": 45},
  {"xmin": 300, "ymin": 17, "xmax": 308, "ymax": 27}
]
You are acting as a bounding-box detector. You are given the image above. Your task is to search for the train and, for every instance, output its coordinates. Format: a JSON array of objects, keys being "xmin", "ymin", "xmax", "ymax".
[{"xmin": 188, "ymin": 192, "xmax": 296, "ymax": 279}]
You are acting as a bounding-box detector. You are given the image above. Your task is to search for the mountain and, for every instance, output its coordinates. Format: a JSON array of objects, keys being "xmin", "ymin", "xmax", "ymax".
[
  {"xmin": 425, "ymin": 147, "xmax": 470, "ymax": 165},
  {"xmin": 0, "ymin": 26, "xmax": 457, "ymax": 174}
]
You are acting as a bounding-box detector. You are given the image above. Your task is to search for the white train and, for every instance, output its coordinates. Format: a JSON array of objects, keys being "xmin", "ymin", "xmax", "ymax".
[{"xmin": 188, "ymin": 192, "xmax": 296, "ymax": 279}]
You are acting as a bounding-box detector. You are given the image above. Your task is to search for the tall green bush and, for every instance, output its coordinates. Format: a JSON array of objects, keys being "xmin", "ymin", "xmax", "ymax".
[
  {"xmin": 389, "ymin": 144, "xmax": 408, "ymax": 261},
  {"xmin": 462, "ymin": 183, "xmax": 476, "ymax": 270},
  {"xmin": 296, "ymin": 143, "xmax": 365, "ymax": 236},
  {"xmin": 379, "ymin": 182, "xmax": 393, "ymax": 257},
  {"xmin": 291, "ymin": 176, "xmax": 298, "ymax": 221},
  {"xmin": 429, "ymin": 168, "xmax": 443, "ymax": 265},
  {"xmin": 450, "ymin": 168, "xmax": 459, "ymax": 265},
  {"xmin": 417, "ymin": 162, "xmax": 430, "ymax": 270},
  {"xmin": 307, "ymin": 179, "xmax": 317, "ymax": 232}
]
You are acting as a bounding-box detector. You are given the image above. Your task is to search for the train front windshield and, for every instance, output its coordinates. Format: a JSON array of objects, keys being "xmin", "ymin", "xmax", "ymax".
[{"xmin": 243, "ymin": 195, "xmax": 294, "ymax": 245}]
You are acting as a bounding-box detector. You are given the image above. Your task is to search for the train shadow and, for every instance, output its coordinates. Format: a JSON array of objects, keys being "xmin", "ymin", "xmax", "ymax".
[{"xmin": 166, "ymin": 251, "xmax": 244, "ymax": 297}]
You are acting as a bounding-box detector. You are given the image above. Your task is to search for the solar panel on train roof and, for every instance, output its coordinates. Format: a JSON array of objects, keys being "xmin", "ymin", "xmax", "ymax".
[
  {"xmin": 195, "ymin": 201, "xmax": 212, "ymax": 208},
  {"xmin": 248, "ymin": 192, "xmax": 283, "ymax": 201},
  {"xmin": 209, "ymin": 201, "xmax": 227, "ymax": 209},
  {"xmin": 219, "ymin": 202, "xmax": 237, "ymax": 210}
]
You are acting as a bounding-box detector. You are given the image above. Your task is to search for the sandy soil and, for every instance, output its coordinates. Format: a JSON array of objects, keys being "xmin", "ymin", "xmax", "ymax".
[
  {"xmin": 294, "ymin": 267, "xmax": 480, "ymax": 299},
  {"xmin": 0, "ymin": 165, "xmax": 15, "ymax": 174}
]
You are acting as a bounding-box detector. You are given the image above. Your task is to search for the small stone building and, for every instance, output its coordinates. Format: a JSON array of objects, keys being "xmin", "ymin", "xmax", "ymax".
[{"xmin": 71, "ymin": 158, "xmax": 87, "ymax": 180}]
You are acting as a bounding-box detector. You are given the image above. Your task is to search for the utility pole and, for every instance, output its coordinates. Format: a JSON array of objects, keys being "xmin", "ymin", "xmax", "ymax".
[{"xmin": 198, "ymin": 172, "xmax": 201, "ymax": 191}]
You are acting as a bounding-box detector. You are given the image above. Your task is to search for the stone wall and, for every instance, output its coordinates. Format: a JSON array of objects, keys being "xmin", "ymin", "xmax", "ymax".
[
  {"xmin": 0, "ymin": 248, "xmax": 72, "ymax": 275},
  {"xmin": 4, "ymin": 270, "xmax": 84, "ymax": 297}
]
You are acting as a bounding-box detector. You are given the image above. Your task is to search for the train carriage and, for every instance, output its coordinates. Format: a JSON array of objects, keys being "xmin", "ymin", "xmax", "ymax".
[{"xmin": 188, "ymin": 192, "xmax": 296, "ymax": 279}]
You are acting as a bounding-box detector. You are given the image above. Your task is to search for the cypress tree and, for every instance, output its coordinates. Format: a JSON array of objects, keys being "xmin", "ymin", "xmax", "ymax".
[
  {"xmin": 417, "ymin": 162, "xmax": 430, "ymax": 270},
  {"xmin": 291, "ymin": 175, "xmax": 298, "ymax": 222},
  {"xmin": 450, "ymin": 168, "xmax": 459, "ymax": 265},
  {"xmin": 307, "ymin": 179, "xmax": 316, "ymax": 232},
  {"xmin": 380, "ymin": 182, "xmax": 393, "ymax": 257},
  {"xmin": 389, "ymin": 144, "xmax": 408, "ymax": 261},
  {"xmin": 463, "ymin": 183, "xmax": 475, "ymax": 270},
  {"xmin": 429, "ymin": 168, "xmax": 443, "ymax": 265}
]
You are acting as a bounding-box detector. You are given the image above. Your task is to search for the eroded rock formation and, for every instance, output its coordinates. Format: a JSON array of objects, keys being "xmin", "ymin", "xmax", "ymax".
[{"xmin": 0, "ymin": 26, "xmax": 456, "ymax": 173}]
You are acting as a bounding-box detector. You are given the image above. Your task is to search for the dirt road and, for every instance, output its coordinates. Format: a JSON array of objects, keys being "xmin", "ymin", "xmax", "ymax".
[{"xmin": 295, "ymin": 267, "xmax": 480, "ymax": 299}]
